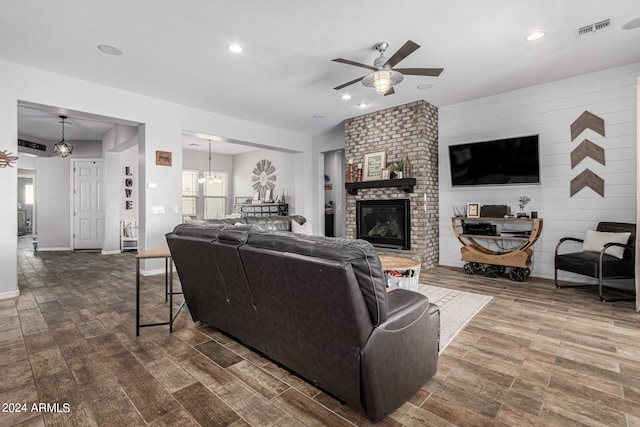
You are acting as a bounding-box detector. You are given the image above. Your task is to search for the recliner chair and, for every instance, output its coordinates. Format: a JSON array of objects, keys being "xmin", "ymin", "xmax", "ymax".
[{"xmin": 555, "ymin": 222, "xmax": 636, "ymax": 302}]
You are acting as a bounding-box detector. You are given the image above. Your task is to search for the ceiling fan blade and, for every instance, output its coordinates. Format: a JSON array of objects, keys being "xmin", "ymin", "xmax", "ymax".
[
  {"xmin": 384, "ymin": 87, "xmax": 395, "ymax": 96},
  {"xmin": 384, "ymin": 40, "xmax": 420, "ymax": 68},
  {"xmin": 393, "ymin": 67, "xmax": 444, "ymax": 77},
  {"xmin": 334, "ymin": 76, "xmax": 365, "ymax": 91},
  {"xmin": 332, "ymin": 58, "xmax": 376, "ymax": 71}
]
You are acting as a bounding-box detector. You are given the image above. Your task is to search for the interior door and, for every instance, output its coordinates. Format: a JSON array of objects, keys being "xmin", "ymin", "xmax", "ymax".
[{"xmin": 74, "ymin": 160, "xmax": 104, "ymax": 249}]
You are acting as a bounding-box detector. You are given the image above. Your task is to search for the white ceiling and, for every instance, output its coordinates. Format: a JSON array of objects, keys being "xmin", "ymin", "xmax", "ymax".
[{"xmin": 4, "ymin": 1, "xmax": 640, "ymax": 152}]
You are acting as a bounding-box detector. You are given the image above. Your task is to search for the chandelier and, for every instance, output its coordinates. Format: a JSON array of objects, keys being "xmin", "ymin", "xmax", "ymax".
[
  {"xmin": 53, "ymin": 116, "xmax": 73, "ymax": 158},
  {"xmin": 198, "ymin": 140, "xmax": 222, "ymax": 184}
]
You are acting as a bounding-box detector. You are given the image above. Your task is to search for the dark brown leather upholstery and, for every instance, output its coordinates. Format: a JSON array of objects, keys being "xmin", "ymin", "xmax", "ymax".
[
  {"xmin": 555, "ymin": 222, "xmax": 636, "ymax": 301},
  {"xmin": 166, "ymin": 222, "xmax": 440, "ymax": 422},
  {"xmin": 189, "ymin": 215, "xmax": 307, "ymax": 231}
]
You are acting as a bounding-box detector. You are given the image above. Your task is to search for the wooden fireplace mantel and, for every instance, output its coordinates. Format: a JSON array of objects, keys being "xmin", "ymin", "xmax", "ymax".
[{"xmin": 345, "ymin": 178, "xmax": 416, "ymax": 195}]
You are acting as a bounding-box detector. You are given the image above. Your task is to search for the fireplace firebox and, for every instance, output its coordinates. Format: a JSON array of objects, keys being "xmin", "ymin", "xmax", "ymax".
[{"xmin": 356, "ymin": 199, "xmax": 410, "ymax": 250}]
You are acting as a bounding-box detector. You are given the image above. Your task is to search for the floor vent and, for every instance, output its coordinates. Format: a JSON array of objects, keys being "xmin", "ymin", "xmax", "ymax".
[{"xmin": 576, "ymin": 18, "xmax": 612, "ymax": 38}]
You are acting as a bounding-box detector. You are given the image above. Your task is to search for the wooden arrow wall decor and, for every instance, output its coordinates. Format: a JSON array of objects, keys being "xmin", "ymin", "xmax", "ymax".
[
  {"xmin": 570, "ymin": 168, "xmax": 604, "ymax": 197},
  {"xmin": 570, "ymin": 110, "xmax": 605, "ymax": 141},
  {"xmin": 570, "ymin": 139, "xmax": 605, "ymax": 169}
]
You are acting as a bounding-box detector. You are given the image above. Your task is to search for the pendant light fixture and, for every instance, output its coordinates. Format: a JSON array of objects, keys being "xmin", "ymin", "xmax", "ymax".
[
  {"xmin": 53, "ymin": 115, "xmax": 73, "ymax": 158},
  {"xmin": 198, "ymin": 140, "xmax": 222, "ymax": 184}
]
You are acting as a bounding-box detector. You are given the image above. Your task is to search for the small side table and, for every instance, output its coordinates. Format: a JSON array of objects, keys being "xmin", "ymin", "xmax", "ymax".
[
  {"xmin": 379, "ymin": 255, "xmax": 421, "ymax": 291},
  {"xmin": 136, "ymin": 242, "xmax": 185, "ymax": 336}
]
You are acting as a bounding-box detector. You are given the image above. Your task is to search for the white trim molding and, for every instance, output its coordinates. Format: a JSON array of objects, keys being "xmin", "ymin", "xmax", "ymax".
[{"xmin": 0, "ymin": 289, "xmax": 20, "ymax": 300}]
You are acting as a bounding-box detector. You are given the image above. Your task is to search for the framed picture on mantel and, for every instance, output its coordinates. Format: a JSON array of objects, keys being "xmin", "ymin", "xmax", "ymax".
[{"xmin": 363, "ymin": 151, "xmax": 386, "ymax": 181}]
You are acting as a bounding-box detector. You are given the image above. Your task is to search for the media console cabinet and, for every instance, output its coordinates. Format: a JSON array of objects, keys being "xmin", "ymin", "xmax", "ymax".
[{"xmin": 451, "ymin": 216, "xmax": 543, "ymax": 281}]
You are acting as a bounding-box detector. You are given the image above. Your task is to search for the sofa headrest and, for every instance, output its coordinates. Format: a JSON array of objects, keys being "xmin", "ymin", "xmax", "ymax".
[
  {"xmin": 170, "ymin": 222, "xmax": 226, "ymax": 239},
  {"xmin": 243, "ymin": 215, "xmax": 306, "ymax": 231},
  {"xmin": 217, "ymin": 225, "xmax": 262, "ymax": 244}
]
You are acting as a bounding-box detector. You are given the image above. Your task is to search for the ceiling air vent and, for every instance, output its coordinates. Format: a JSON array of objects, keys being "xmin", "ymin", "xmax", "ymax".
[{"xmin": 576, "ymin": 18, "xmax": 612, "ymax": 38}]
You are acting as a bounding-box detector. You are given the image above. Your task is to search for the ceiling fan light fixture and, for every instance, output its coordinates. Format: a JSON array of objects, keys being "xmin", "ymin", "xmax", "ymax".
[{"xmin": 362, "ymin": 69, "xmax": 403, "ymax": 95}]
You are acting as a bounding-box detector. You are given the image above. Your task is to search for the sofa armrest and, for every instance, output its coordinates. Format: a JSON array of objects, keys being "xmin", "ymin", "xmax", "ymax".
[{"xmin": 359, "ymin": 290, "xmax": 440, "ymax": 422}]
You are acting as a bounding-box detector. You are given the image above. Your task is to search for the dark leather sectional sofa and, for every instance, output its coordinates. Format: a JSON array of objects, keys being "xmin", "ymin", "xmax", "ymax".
[{"xmin": 166, "ymin": 216, "xmax": 440, "ymax": 422}]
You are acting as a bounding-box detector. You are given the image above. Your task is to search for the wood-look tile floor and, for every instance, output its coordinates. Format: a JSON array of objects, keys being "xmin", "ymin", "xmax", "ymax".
[{"xmin": 3, "ymin": 236, "xmax": 640, "ymax": 426}]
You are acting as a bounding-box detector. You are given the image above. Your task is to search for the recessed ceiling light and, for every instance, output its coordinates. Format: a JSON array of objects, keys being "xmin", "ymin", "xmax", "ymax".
[
  {"xmin": 97, "ymin": 44, "xmax": 122, "ymax": 55},
  {"xmin": 357, "ymin": 102, "xmax": 368, "ymax": 108},
  {"xmin": 227, "ymin": 44, "xmax": 243, "ymax": 53},
  {"xmin": 525, "ymin": 31, "xmax": 545, "ymax": 41},
  {"xmin": 622, "ymin": 17, "xmax": 640, "ymax": 30},
  {"xmin": 341, "ymin": 94, "xmax": 352, "ymax": 100},
  {"xmin": 313, "ymin": 114, "xmax": 325, "ymax": 119},
  {"xmin": 417, "ymin": 83, "xmax": 433, "ymax": 90}
]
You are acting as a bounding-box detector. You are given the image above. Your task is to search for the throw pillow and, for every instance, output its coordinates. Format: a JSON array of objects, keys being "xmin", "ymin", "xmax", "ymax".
[
  {"xmin": 292, "ymin": 219, "xmax": 313, "ymax": 235},
  {"xmin": 582, "ymin": 230, "xmax": 631, "ymax": 259}
]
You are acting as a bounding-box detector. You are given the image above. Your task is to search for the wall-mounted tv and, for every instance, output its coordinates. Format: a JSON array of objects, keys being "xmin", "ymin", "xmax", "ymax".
[{"xmin": 448, "ymin": 134, "xmax": 540, "ymax": 186}]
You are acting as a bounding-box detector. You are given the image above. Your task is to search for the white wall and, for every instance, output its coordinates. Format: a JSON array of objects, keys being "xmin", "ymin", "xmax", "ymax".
[
  {"xmin": 439, "ymin": 62, "xmax": 640, "ymax": 280},
  {"xmin": 100, "ymin": 124, "xmax": 140, "ymax": 254},
  {"xmin": 35, "ymin": 156, "xmax": 71, "ymax": 249},
  {"xmin": 232, "ymin": 149, "xmax": 297, "ymax": 212},
  {"xmin": 0, "ymin": 59, "xmax": 313, "ymax": 294}
]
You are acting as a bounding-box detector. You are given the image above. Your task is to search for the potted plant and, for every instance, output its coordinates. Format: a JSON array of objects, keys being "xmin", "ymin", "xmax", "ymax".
[
  {"xmin": 395, "ymin": 160, "xmax": 404, "ymax": 179},
  {"xmin": 517, "ymin": 195, "xmax": 530, "ymax": 218}
]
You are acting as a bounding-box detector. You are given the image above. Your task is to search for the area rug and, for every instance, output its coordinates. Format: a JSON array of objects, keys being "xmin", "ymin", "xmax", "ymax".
[{"xmin": 414, "ymin": 284, "xmax": 492, "ymax": 353}]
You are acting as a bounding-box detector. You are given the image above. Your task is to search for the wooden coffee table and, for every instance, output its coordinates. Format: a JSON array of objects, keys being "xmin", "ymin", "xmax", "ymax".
[{"xmin": 379, "ymin": 255, "xmax": 421, "ymax": 291}]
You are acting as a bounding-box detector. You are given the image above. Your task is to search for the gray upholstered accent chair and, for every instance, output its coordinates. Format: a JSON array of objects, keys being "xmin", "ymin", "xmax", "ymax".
[{"xmin": 555, "ymin": 222, "xmax": 636, "ymax": 302}]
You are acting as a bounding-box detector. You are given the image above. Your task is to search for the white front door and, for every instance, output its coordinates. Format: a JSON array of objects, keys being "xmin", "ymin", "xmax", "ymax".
[{"xmin": 73, "ymin": 160, "xmax": 104, "ymax": 250}]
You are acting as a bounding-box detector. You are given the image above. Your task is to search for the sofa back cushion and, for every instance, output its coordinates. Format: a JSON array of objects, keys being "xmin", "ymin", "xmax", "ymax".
[
  {"xmin": 165, "ymin": 227, "xmax": 224, "ymax": 325},
  {"xmin": 238, "ymin": 245, "xmax": 372, "ymax": 410},
  {"xmin": 166, "ymin": 224, "xmax": 266, "ymax": 351},
  {"xmin": 201, "ymin": 215, "xmax": 307, "ymax": 231},
  {"xmin": 244, "ymin": 231, "xmax": 387, "ymax": 326}
]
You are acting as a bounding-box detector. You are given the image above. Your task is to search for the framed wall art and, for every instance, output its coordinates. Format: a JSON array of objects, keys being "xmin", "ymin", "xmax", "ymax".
[
  {"xmin": 363, "ymin": 151, "xmax": 386, "ymax": 181},
  {"xmin": 467, "ymin": 202, "xmax": 480, "ymax": 218},
  {"xmin": 155, "ymin": 150, "xmax": 172, "ymax": 166}
]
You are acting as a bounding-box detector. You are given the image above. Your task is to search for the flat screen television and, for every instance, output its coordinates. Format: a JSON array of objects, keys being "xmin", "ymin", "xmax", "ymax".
[{"xmin": 448, "ymin": 134, "xmax": 540, "ymax": 186}]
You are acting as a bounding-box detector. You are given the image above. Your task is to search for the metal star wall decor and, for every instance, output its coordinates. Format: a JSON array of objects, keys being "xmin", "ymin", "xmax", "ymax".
[{"xmin": 0, "ymin": 150, "xmax": 18, "ymax": 168}]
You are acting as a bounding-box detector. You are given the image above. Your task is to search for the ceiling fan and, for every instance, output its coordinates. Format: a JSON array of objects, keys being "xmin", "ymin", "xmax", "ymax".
[{"xmin": 332, "ymin": 40, "xmax": 443, "ymax": 96}]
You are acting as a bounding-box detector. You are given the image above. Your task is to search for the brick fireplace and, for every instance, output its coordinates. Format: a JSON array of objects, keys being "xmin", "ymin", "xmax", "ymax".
[{"xmin": 344, "ymin": 100, "xmax": 439, "ymax": 269}]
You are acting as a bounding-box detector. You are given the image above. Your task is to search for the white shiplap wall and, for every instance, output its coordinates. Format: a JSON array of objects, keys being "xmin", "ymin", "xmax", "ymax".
[{"xmin": 439, "ymin": 62, "xmax": 640, "ymax": 280}]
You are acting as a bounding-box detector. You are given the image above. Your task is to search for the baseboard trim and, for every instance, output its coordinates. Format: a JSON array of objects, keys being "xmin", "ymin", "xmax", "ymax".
[
  {"xmin": 0, "ymin": 289, "xmax": 20, "ymax": 300},
  {"xmin": 37, "ymin": 247, "xmax": 72, "ymax": 252},
  {"xmin": 102, "ymin": 250, "xmax": 121, "ymax": 255}
]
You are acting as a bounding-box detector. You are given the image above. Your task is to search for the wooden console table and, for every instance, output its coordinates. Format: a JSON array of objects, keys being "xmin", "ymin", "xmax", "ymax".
[
  {"xmin": 451, "ymin": 216, "xmax": 543, "ymax": 281},
  {"xmin": 135, "ymin": 242, "xmax": 185, "ymax": 335}
]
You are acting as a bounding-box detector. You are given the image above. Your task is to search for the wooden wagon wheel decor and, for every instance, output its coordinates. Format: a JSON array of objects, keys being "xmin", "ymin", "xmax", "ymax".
[
  {"xmin": 251, "ymin": 159, "xmax": 276, "ymax": 198},
  {"xmin": 0, "ymin": 150, "xmax": 18, "ymax": 168}
]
